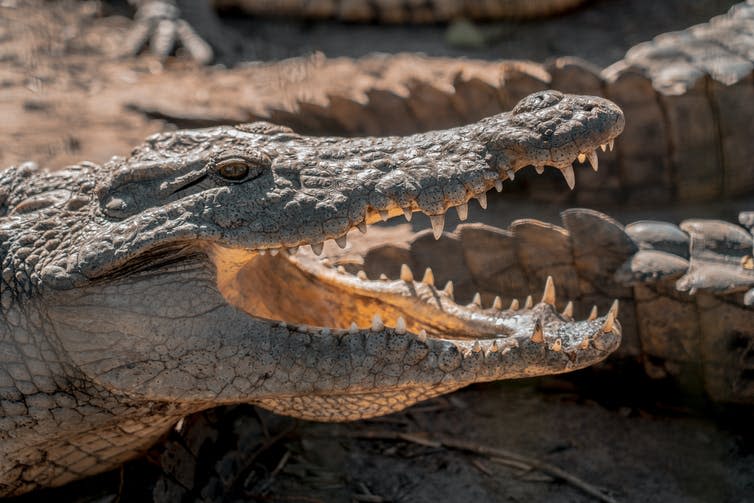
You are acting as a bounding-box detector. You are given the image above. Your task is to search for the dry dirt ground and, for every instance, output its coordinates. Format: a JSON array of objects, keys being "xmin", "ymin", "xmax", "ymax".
[{"xmin": 2, "ymin": 1, "xmax": 754, "ymax": 502}]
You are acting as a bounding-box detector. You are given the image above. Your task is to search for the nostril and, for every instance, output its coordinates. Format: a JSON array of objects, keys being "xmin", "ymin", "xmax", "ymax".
[{"xmin": 583, "ymin": 105, "xmax": 595, "ymax": 111}]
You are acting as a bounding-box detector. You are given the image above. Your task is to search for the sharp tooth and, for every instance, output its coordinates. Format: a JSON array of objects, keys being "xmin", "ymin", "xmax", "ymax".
[
  {"xmin": 608, "ymin": 139, "xmax": 614, "ymax": 151},
  {"xmin": 321, "ymin": 327, "xmax": 331, "ymax": 335},
  {"xmin": 357, "ymin": 270, "xmax": 368, "ymax": 280},
  {"xmin": 349, "ymin": 322, "xmax": 359, "ymax": 334},
  {"xmin": 418, "ymin": 329, "xmax": 428, "ymax": 342},
  {"xmin": 456, "ymin": 203, "xmax": 469, "ymax": 221},
  {"xmin": 472, "ymin": 341, "xmax": 482, "ymax": 353},
  {"xmin": 337, "ymin": 265, "xmax": 346, "ymax": 274},
  {"xmin": 562, "ymin": 301, "xmax": 574, "ymax": 318},
  {"xmin": 490, "ymin": 340, "xmax": 500, "ymax": 352},
  {"xmin": 577, "ymin": 153, "xmax": 586, "ymax": 164},
  {"xmin": 311, "ymin": 242, "xmax": 324, "ymax": 255},
  {"xmin": 509, "ymin": 299, "xmax": 519, "ymax": 310},
  {"xmin": 550, "ymin": 338, "xmax": 562, "ymax": 352},
  {"xmin": 270, "ymin": 248, "xmax": 279, "ymax": 256},
  {"xmin": 535, "ymin": 165, "xmax": 545, "ymax": 174},
  {"xmin": 472, "ymin": 292, "xmax": 482, "ymax": 307},
  {"xmin": 741, "ymin": 255, "xmax": 753, "ymax": 270},
  {"xmin": 403, "ymin": 208, "xmax": 413, "ymax": 222},
  {"xmin": 258, "ymin": 249, "xmax": 267, "ymax": 255},
  {"xmin": 443, "ymin": 281, "xmax": 454, "ymax": 299},
  {"xmin": 395, "ymin": 316, "xmax": 406, "ymax": 334},
  {"xmin": 400, "ymin": 264, "xmax": 414, "ymax": 282},
  {"xmin": 541, "ymin": 276, "xmax": 556, "ymax": 306},
  {"xmin": 524, "ymin": 295, "xmax": 533, "ymax": 309},
  {"xmin": 561, "ymin": 166, "xmax": 576, "ymax": 190},
  {"xmin": 588, "ymin": 305, "xmax": 598, "ymax": 321},
  {"xmin": 586, "ymin": 150, "xmax": 599, "ymax": 172},
  {"xmin": 422, "ymin": 267, "xmax": 434, "ymax": 286},
  {"xmin": 287, "ymin": 246, "xmax": 299, "ymax": 255},
  {"xmin": 379, "ymin": 210, "xmax": 389, "ymax": 222},
  {"xmin": 531, "ymin": 320, "xmax": 544, "ymax": 343},
  {"xmin": 335, "ymin": 235, "xmax": 348, "ymax": 248},
  {"xmin": 506, "ymin": 168, "xmax": 515, "ymax": 181},
  {"xmin": 476, "ymin": 192, "xmax": 487, "ymax": 209},
  {"xmin": 600, "ymin": 143, "xmax": 607, "ymax": 152},
  {"xmin": 430, "ymin": 214, "xmax": 445, "ymax": 240},
  {"xmin": 494, "ymin": 180, "xmax": 503, "ymax": 192},
  {"xmin": 602, "ymin": 299, "xmax": 619, "ymax": 332},
  {"xmin": 579, "ymin": 337, "xmax": 590, "ymax": 350},
  {"xmin": 493, "ymin": 296, "xmax": 503, "ymax": 310},
  {"xmin": 357, "ymin": 221, "xmax": 367, "ymax": 234},
  {"xmin": 371, "ymin": 314, "xmax": 384, "ymax": 331},
  {"xmin": 379, "ymin": 273, "xmax": 389, "ymax": 281}
]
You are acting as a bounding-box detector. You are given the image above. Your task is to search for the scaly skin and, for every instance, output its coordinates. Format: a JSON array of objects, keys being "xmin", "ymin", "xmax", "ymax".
[
  {"xmin": 125, "ymin": 0, "xmax": 586, "ymax": 62},
  {"xmin": 211, "ymin": 0, "xmax": 587, "ymax": 21},
  {"xmin": 0, "ymin": 91, "xmax": 623, "ymax": 495}
]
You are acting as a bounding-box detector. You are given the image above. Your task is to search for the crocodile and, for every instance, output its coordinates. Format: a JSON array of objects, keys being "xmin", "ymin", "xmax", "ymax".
[
  {"xmin": 124, "ymin": 0, "xmax": 587, "ymax": 62},
  {"xmin": 0, "ymin": 91, "xmax": 625, "ymax": 496}
]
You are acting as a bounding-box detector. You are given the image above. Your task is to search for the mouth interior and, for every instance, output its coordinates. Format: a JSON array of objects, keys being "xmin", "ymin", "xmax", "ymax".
[{"xmin": 213, "ymin": 241, "xmax": 500, "ymax": 340}]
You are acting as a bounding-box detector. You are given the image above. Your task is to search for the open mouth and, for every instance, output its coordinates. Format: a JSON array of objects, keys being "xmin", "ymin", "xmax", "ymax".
[
  {"xmin": 65, "ymin": 92, "xmax": 626, "ymax": 420},
  {"xmin": 208, "ymin": 136, "xmax": 621, "ymax": 363}
]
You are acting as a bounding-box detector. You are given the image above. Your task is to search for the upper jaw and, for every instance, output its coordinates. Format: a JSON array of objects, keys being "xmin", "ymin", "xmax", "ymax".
[
  {"xmin": 264, "ymin": 94, "xmax": 624, "ymax": 253},
  {"xmin": 248, "ymin": 137, "xmax": 623, "ymax": 257},
  {"xmin": 178, "ymin": 92, "xmax": 625, "ymax": 256}
]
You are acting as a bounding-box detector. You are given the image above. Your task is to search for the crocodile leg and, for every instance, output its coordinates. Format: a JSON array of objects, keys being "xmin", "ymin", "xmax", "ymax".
[{"xmin": 125, "ymin": 0, "xmax": 216, "ymax": 63}]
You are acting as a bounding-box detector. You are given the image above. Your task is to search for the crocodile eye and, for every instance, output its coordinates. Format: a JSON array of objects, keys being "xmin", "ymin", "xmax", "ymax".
[
  {"xmin": 210, "ymin": 152, "xmax": 271, "ymax": 184},
  {"xmin": 216, "ymin": 159, "xmax": 251, "ymax": 181}
]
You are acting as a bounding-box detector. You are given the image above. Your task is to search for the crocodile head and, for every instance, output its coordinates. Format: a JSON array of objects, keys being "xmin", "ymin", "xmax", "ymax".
[{"xmin": 31, "ymin": 91, "xmax": 624, "ymax": 421}]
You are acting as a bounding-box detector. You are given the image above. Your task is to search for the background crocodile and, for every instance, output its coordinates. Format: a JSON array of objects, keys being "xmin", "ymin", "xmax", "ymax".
[
  {"xmin": 124, "ymin": 0, "xmax": 588, "ymax": 62},
  {"xmin": 210, "ymin": 0, "xmax": 587, "ymax": 21},
  {"xmin": 0, "ymin": 91, "xmax": 624, "ymax": 496}
]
